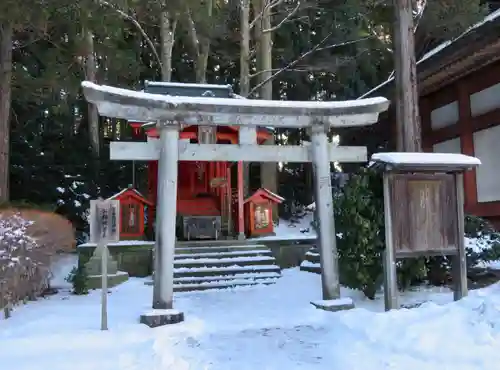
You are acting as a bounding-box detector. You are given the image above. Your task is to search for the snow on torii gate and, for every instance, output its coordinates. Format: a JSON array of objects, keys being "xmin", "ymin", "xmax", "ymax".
[{"xmin": 81, "ymin": 81, "xmax": 389, "ymax": 327}]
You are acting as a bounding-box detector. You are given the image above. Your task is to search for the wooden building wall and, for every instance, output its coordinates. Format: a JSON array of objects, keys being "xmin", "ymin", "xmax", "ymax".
[{"xmin": 420, "ymin": 61, "xmax": 500, "ymax": 225}]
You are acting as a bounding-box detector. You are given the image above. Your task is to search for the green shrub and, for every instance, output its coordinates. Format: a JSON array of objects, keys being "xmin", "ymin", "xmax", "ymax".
[
  {"xmin": 464, "ymin": 214, "xmax": 496, "ymax": 237},
  {"xmin": 334, "ymin": 168, "xmax": 428, "ymax": 299},
  {"xmin": 334, "ymin": 168, "xmax": 385, "ymax": 299},
  {"xmin": 65, "ymin": 266, "xmax": 89, "ymax": 295}
]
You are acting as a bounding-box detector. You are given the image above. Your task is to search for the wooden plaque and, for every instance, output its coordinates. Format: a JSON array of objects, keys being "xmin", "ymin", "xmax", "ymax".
[
  {"xmin": 210, "ymin": 177, "xmax": 227, "ymax": 188},
  {"xmin": 388, "ymin": 173, "xmax": 458, "ymax": 258},
  {"xmin": 90, "ymin": 199, "xmax": 120, "ymax": 244}
]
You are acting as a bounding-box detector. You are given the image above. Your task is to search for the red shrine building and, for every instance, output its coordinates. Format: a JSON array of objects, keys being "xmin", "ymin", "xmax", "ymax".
[{"xmin": 108, "ymin": 81, "xmax": 282, "ymax": 240}]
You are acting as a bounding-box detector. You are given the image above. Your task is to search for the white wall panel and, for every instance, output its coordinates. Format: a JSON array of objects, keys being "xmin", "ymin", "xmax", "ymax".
[
  {"xmin": 430, "ymin": 101, "xmax": 459, "ymax": 130},
  {"xmin": 470, "ymin": 82, "xmax": 500, "ymax": 117},
  {"xmin": 432, "ymin": 137, "xmax": 461, "ymax": 154},
  {"xmin": 473, "ymin": 125, "xmax": 500, "ymax": 202}
]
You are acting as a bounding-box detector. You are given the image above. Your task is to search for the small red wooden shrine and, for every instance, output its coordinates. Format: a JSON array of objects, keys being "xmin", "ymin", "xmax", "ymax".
[
  {"xmin": 107, "ymin": 187, "xmax": 153, "ymax": 239},
  {"xmin": 129, "ymin": 121, "xmax": 274, "ymax": 238},
  {"xmin": 244, "ymin": 188, "xmax": 284, "ymax": 237}
]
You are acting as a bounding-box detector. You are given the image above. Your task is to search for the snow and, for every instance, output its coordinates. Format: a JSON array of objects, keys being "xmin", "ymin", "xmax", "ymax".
[
  {"xmin": 370, "ymin": 152, "xmax": 481, "ymax": 166},
  {"xmin": 300, "ymin": 260, "xmax": 319, "ymax": 268},
  {"xmin": 145, "ymin": 81, "xmax": 232, "ymax": 91},
  {"xmin": 251, "ymin": 214, "xmax": 317, "ymax": 241},
  {"xmin": 82, "ymin": 81, "xmax": 388, "ymax": 112},
  {"xmin": 87, "ymin": 271, "xmax": 129, "ymax": 279},
  {"xmin": 49, "ymin": 253, "xmax": 78, "ymax": 289},
  {"xmin": 174, "ymin": 272, "xmax": 281, "ymax": 283},
  {"xmin": 174, "ymin": 264, "xmax": 279, "ymax": 273},
  {"xmin": 4, "ymin": 267, "xmax": 500, "ymax": 369},
  {"xmin": 142, "ymin": 308, "xmax": 182, "ymax": 317},
  {"xmin": 174, "ymin": 256, "xmax": 275, "ymax": 264},
  {"xmin": 107, "ymin": 187, "xmax": 148, "ymax": 201},
  {"xmin": 175, "ymin": 249, "xmax": 270, "ymax": 258},
  {"xmin": 465, "ymin": 235, "xmax": 496, "ymax": 253},
  {"xmin": 311, "ymin": 297, "xmax": 354, "ymax": 308},
  {"xmin": 358, "ymin": 8, "xmax": 500, "ymax": 99},
  {"xmin": 78, "ymin": 240, "xmax": 155, "ymax": 248},
  {"xmin": 56, "ymin": 187, "xmax": 65, "ymax": 193}
]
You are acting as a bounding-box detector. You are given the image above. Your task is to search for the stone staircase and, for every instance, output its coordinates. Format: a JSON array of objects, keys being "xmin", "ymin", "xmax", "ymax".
[
  {"xmin": 299, "ymin": 246, "xmax": 321, "ymax": 274},
  {"xmin": 171, "ymin": 244, "xmax": 281, "ymax": 292}
]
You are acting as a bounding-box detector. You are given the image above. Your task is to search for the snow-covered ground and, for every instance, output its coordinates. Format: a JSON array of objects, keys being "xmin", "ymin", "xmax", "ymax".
[
  {"xmin": 2, "ymin": 266, "xmax": 500, "ymax": 369},
  {"xmin": 253, "ymin": 213, "xmax": 316, "ymax": 241}
]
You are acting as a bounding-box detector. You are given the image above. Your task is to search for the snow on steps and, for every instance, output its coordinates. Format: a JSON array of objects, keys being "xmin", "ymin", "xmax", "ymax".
[
  {"xmin": 169, "ymin": 244, "xmax": 281, "ymax": 292},
  {"xmin": 300, "ymin": 246, "xmax": 321, "ymax": 274}
]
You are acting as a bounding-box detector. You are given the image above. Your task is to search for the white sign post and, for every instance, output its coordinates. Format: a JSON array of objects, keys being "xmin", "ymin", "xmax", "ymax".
[{"xmin": 90, "ymin": 199, "xmax": 120, "ymax": 331}]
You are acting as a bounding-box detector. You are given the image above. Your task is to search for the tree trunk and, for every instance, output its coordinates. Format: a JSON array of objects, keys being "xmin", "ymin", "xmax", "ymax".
[
  {"xmin": 85, "ymin": 28, "xmax": 100, "ymax": 157},
  {"xmin": 195, "ymin": 0, "xmax": 213, "ymax": 83},
  {"xmin": 160, "ymin": 11, "xmax": 177, "ymax": 82},
  {"xmin": 240, "ymin": 0, "xmax": 250, "ymax": 97},
  {"xmin": 254, "ymin": 0, "xmax": 278, "ymax": 219},
  {"xmin": 254, "ymin": 0, "xmax": 272, "ymax": 100},
  {"xmin": 393, "ymin": 0, "xmax": 421, "ymax": 152},
  {"xmin": 0, "ymin": 22, "xmax": 13, "ymax": 204},
  {"xmin": 240, "ymin": 0, "xmax": 251, "ymax": 196}
]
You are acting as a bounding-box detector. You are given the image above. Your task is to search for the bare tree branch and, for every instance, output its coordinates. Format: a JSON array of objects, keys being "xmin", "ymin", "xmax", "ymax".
[
  {"xmin": 263, "ymin": 1, "xmax": 301, "ymax": 33},
  {"xmin": 248, "ymin": 34, "xmax": 373, "ymax": 97},
  {"xmin": 250, "ymin": 0, "xmax": 284, "ymax": 30},
  {"xmin": 249, "ymin": 67, "xmax": 310, "ymax": 78},
  {"xmin": 96, "ymin": 0, "xmax": 162, "ymax": 70},
  {"xmin": 184, "ymin": 4, "xmax": 200, "ymax": 58}
]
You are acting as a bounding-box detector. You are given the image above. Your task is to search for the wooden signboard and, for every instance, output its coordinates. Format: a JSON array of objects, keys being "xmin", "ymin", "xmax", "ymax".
[
  {"xmin": 89, "ymin": 198, "xmax": 120, "ymax": 331},
  {"xmin": 90, "ymin": 199, "xmax": 120, "ymax": 244},
  {"xmin": 388, "ymin": 173, "xmax": 458, "ymax": 258}
]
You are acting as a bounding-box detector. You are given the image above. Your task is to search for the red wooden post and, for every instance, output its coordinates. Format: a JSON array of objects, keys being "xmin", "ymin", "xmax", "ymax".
[
  {"xmin": 237, "ymin": 161, "xmax": 245, "ymax": 239},
  {"xmin": 147, "ymin": 161, "xmax": 157, "ymax": 230},
  {"xmin": 458, "ymin": 83, "xmax": 477, "ymax": 211},
  {"xmin": 227, "ymin": 166, "xmax": 233, "ymax": 235}
]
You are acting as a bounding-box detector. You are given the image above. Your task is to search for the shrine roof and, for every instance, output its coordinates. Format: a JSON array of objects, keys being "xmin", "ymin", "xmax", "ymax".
[
  {"xmin": 144, "ymin": 80, "xmax": 233, "ymax": 98},
  {"xmin": 358, "ymin": 8, "xmax": 500, "ymax": 99},
  {"xmin": 128, "ymin": 81, "xmax": 274, "ymax": 132},
  {"xmin": 244, "ymin": 188, "xmax": 285, "ymax": 204},
  {"xmin": 107, "ymin": 187, "xmax": 153, "ymax": 205}
]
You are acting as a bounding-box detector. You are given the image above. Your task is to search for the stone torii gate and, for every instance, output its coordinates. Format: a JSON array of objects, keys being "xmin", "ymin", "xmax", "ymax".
[{"xmin": 82, "ymin": 81, "xmax": 389, "ymax": 327}]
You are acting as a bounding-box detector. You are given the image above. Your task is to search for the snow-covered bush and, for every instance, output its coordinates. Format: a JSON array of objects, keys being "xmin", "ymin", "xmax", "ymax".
[
  {"xmin": 0, "ymin": 210, "xmax": 75, "ymax": 317},
  {"xmin": 427, "ymin": 216, "xmax": 500, "ymax": 285},
  {"xmin": 0, "ymin": 215, "xmax": 44, "ymax": 316}
]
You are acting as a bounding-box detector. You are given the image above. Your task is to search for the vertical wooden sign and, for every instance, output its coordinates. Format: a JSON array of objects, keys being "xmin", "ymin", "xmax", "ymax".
[{"xmin": 90, "ymin": 199, "xmax": 120, "ymax": 330}]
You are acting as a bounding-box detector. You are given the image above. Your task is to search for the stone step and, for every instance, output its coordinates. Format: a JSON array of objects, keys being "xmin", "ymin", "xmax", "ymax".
[
  {"xmin": 148, "ymin": 244, "xmax": 282, "ymax": 292},
  {"xmin": 174, "ymin": 255, "xmax": 275, "ymax": 269},
  {"xmin": 174, "ymin": 271, "xmax": 281, "ymax": 285},
  {"xmin": 299, "ymin": 259, "xmax": 321, "ymax": 274},
  {"xmin": 304, "ymin": 251, "xmax": 320, "ymax": 263},
  {"xmin": 173, "ymin": 278, "xmax": 278, "ymax": 292},
  {"xmin": 174, "ymin": 264, "xmax": 281, "ymax": 278},
  {"xmin": 175, "ymin": 244, "xmax": 269, "ymax": 255},
  {"xmin": 174, "ymin": 249, "xmax": 272, "ymax": 260}
]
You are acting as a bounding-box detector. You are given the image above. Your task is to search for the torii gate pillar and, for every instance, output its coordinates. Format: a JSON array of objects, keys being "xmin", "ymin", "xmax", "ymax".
[{"xmin": 310, "ymin": 124, "xmax": 340, "ymax": 299}]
